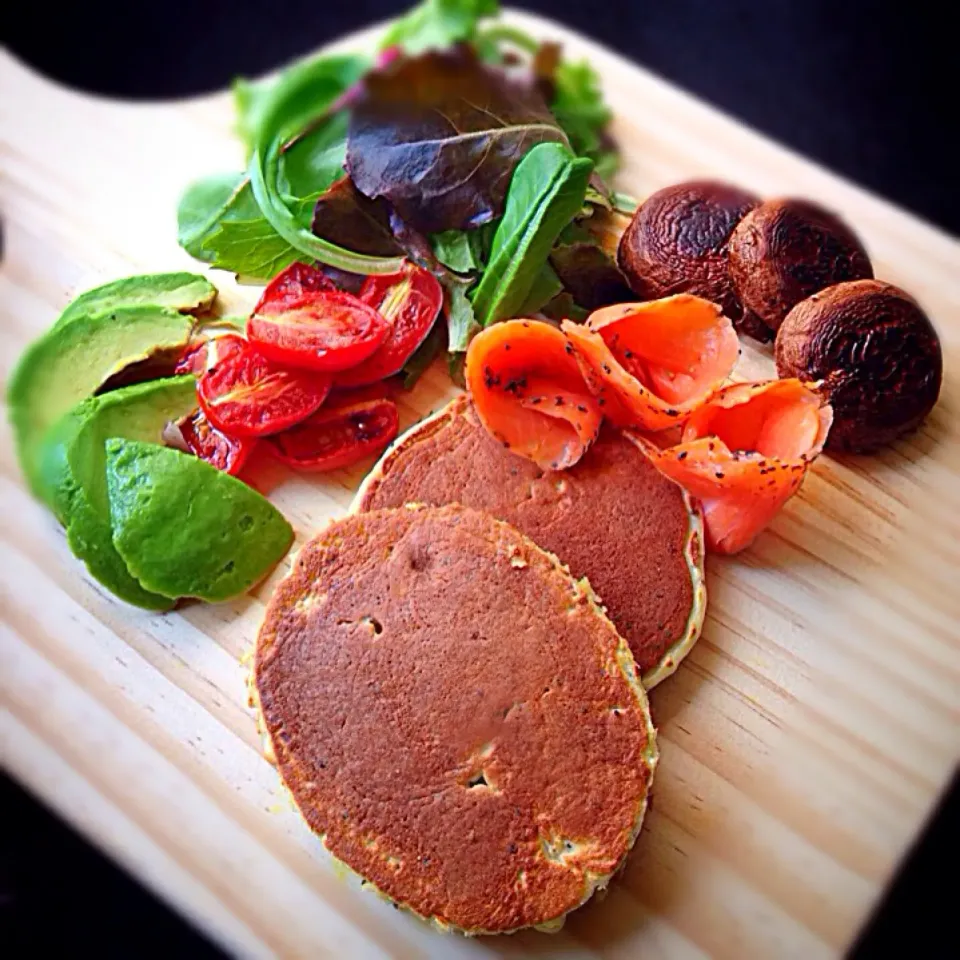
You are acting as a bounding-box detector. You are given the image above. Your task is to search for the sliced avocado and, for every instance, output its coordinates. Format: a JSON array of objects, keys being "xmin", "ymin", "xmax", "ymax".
[
  {"xmin": 42, "ymin": 377, "xmax": 198, "ymax": 609},
  {"xmin": 55, "ymin": 273, "xmax": 217, "ymax": 329},
  {"xmin": 7, "ymin": 305, "xmax": 195, "ymax": 499},
  {"xmin": 67, "ymin": 511, "xmax": 172, "ymax": 610},
  {"xmin": 40, "ymin": 403, "xmax": 94, "ymax": 526},
  {"xmin": 105, "ymin": 439, "xmax": 293, "ymax": 603},
  {"xmin": 197, "ymin": 315, "xmax": 247, "ymax": 334}
]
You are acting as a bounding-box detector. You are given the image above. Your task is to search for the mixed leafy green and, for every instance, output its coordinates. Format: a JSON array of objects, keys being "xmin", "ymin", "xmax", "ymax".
[
  {"xmin": 248, "ymin": 55, "xmax": 405, "ymax": 275},
  {"xmin": 176, "ymin": 0, "xmax": 629, "ymax": 372}
]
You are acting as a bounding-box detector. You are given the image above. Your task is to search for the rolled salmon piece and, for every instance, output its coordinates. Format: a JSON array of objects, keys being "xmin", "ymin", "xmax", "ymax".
[
  {"xmin": 562, "ymin": 294, "xmax": 739, "ymax": 432},
  {"xmin": 465, "ymin": 319, "xmax": 602, "ymax": 471},
  {"xmin": 632, "ymin": 379, "xmax": 832, "ymax": 554}
]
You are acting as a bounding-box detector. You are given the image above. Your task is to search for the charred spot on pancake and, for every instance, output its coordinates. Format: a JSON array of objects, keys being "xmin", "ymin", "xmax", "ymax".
[{"xmin": 406, "ymin": 540, "xmax": 431, "ymax": 572}]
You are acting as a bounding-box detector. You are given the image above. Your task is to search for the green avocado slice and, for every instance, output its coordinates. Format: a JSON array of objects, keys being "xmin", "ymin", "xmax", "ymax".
[
  {"xmin": 42, "ymin": 377, "xmax": 198, "ymax": 609},
  {"xmin": 54, "ymin": 273, "xmax": 217, "ymax": 329},
  {"xmin": 105, "ymin": 439, "xmax": 294, "ymax": 603},
  {"xmin": 7, "ymin": 305, "xmax": 195, "ymax": 500}
]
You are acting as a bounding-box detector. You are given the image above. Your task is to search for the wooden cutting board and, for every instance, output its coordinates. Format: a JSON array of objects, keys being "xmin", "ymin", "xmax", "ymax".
[{"xmin": 2, "ymin": 11, "xmax": 958, "ymax": 959}]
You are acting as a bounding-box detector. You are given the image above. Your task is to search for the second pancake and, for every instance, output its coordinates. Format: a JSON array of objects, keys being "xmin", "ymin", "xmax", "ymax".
[{"xmin": 355, "ymin": 396, "xmax": 705, "ymax": 687}]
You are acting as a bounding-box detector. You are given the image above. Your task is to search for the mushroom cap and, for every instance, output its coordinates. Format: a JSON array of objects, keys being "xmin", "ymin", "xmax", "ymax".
[
  {"xmin": 617, "ymin": 180, "xmax": 759, "ymax": 320},
  {"xmin": 729, "ymin": 198, "xmax": 873, "ymax": 339},
  {"xmin": 775, "ymin": 279, "xmax": 942, "ymax": 452}
]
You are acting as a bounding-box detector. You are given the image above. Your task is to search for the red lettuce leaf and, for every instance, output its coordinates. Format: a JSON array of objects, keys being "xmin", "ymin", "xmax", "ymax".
[
  {"xmin": 549, "ymin": 241, "xmax": 634, "ymax": 310},
  {"xmin": 346, "ymin": 47, "xmax": 568, "ymax": 233},
  {"xmin": 310, "ymin": 176, "xmax": 403, "ymax": 257}
]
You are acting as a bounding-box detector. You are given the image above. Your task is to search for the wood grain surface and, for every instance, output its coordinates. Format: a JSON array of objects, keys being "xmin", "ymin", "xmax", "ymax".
[{"xmin": 2, "ymin": 11, "xmax": 959, "ymax": 959}]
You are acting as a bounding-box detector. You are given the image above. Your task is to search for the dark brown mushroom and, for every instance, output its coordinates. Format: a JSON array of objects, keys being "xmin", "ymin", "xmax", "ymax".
[
  {"xmin": 775, "ymin": 279, "xmax": 942, "ymax": 452},
  {"xmin": 616, "ymin": 180, "xmax": 759, "ymax": 321},
  {"xmin": 729, "ymin": 198, "xmax": 873, "ymax": 341}
]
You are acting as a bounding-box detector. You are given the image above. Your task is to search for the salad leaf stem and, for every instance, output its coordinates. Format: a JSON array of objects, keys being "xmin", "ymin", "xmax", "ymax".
[
  {"xmin": 248, "ymin": 54, "xmax": 406, "ymax": 275},
  {"xmin": 476, "ymin": 23, "xmax": 539, "ymax": 53}
]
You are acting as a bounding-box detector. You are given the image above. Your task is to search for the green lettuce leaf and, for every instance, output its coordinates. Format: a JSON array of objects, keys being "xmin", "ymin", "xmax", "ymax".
[
  {"xmin": 470, "ymin": 142, "xmax": 593, "ymax": 327},
  {"xmin": 431, "ymin": 231, "xmax": 477, "ymax": 273},
  {"xmin": 430, "ymin": 223, "xmax": 497, "ymax": 275},
  {"xmin": 177, "ymin": 111, "xmax": 350, "ymax": 279},
  {"xmin": 204, "ymin": 220, "xmax": 303, "ymax": 281},
  {"xmin": 380, "ymin": 0, "xmax": 499, "ymax": 55},
  {"xmin": 517, "ymin": 262, "xmax": 563, "ymax": 315},
  {"xmin": 445, "ymin": 278, "xmax": 480, "ymax": 353},
  {"xmin": 550, "ymin": 59, "xmax": 616, "ymax": 176}
]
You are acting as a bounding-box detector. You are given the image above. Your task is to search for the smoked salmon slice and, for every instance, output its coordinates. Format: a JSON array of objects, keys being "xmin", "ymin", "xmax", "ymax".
[
  {"xmin": 561, "ymin": 294, "xmax": 739, "ymax": 432},
  {"xmin": 632, "ymin": 379, "xmax": 833, "ymax": 554},
  {"xmin": 465, "ymin": 320, "xmax": 602, "ymax": 470}
]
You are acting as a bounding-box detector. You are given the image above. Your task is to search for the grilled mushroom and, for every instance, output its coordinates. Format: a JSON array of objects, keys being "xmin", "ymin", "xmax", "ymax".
[
  {"xmin": 617, "ymin": 180, "xmax": 759, "ymax": 322},
  {"xmin": 775, "ymin": 279, "xmax": 942, "ymax": 452},
  {"xmin": 729, "ymin": 198, "xmax": 873, "ymax": 341}
]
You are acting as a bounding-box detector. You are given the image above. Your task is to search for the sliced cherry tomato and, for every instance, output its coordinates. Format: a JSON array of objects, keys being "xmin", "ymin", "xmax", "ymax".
[
  {"xmin": 247, "ymin": 291, "xmax": 389, "ymax": 373},
  {"xmin": 337, "ymin": 262, "xmax": 444, "ymax": 387},
  {"xmin": 198, "ymin": 339, "xmax": 331, "ymax": 437},
  {"xmin": 253, "ymin": 261, "xmax": 336, "ymax": 315},
  {"xmin": 266, "ymin": 396, "xmax": 399, "ymax": 472},
  {"xmin": 177, "ymin": 408, "xmax": 258, "ymax": 476},
  {"xmin": 175, "ymin": 333, "xmax": 246, "ymax": 376}
]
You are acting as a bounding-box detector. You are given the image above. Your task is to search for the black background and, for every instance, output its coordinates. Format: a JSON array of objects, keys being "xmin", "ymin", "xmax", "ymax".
[
  {"xmin": 3, "ymin": 0, "xmax": 958, "ymax": 955},
  {"xmin": 6, "ymin": 0, "xmax": 959, "ymax": 236}
]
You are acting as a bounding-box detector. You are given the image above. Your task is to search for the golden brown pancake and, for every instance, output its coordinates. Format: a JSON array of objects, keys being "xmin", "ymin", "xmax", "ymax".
[
  {"xmin": 354, "ymin": 396, "xmax": 705, "ymax": 687},
  {"xmin": 253, "ymin": 504, "xmax": 658, "ymax": 934}
]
